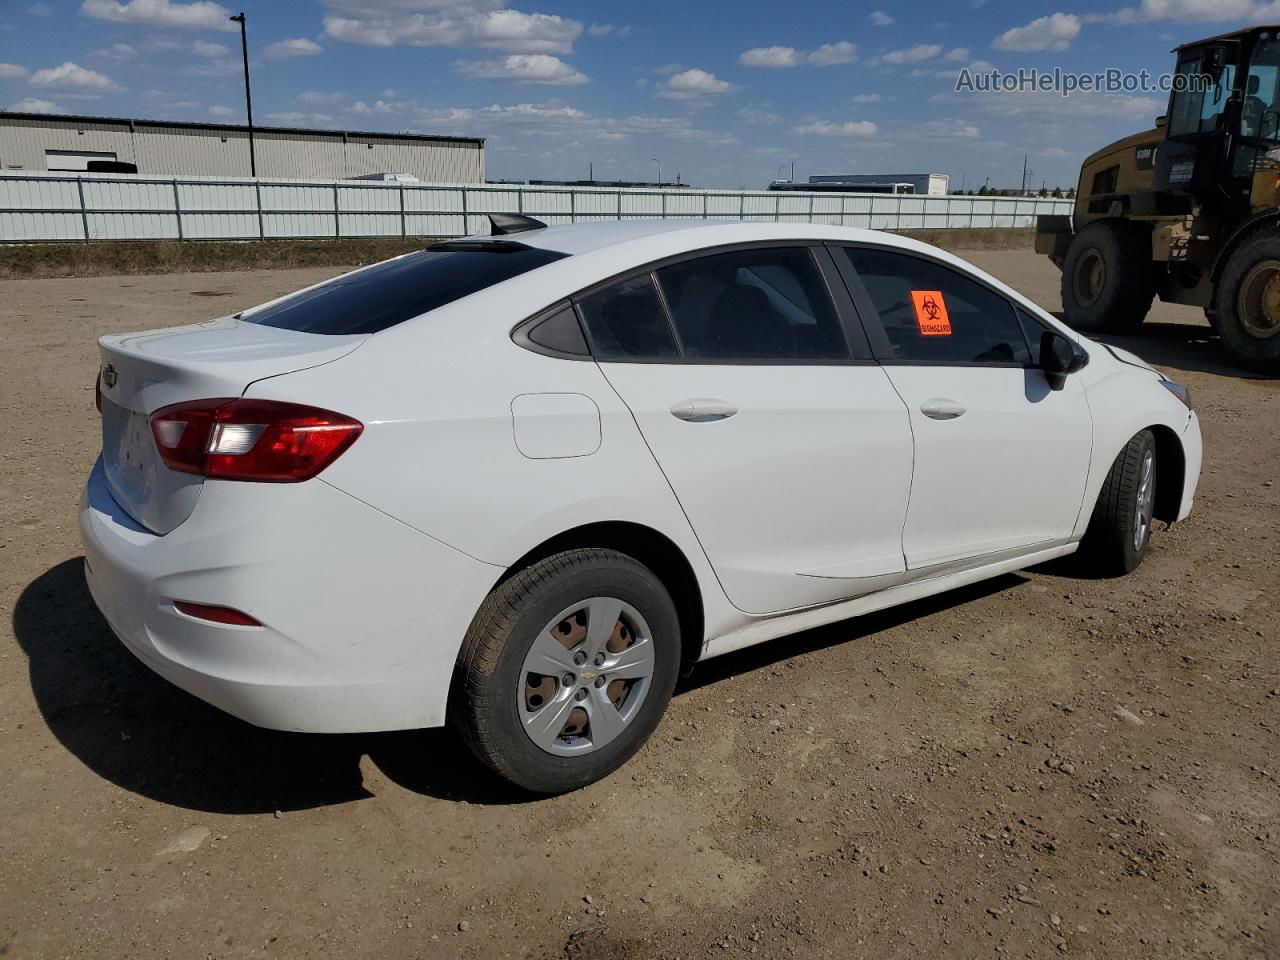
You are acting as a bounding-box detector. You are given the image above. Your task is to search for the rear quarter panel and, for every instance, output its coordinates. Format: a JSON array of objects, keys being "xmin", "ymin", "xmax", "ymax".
[{"xmin": 243, "ymin": 283, "xmax": 743, "ymax": 644}]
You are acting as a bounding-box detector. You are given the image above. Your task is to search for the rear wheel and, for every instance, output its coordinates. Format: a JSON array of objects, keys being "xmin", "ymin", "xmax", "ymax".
[
  {"xmin": 1061, "ymin": 221, "xmax": 1155, "ymax": 333},
  {"xmin": 1079, "ymin": 430, "xmax": 1157, "ymax": 577},
  {"xmin": 453, "ymin": 549, "xmax": 680, "ymax": 794},
  {"xmin": 1214, "ymin": 234, "xmax": 1280, "ymax": 373}
]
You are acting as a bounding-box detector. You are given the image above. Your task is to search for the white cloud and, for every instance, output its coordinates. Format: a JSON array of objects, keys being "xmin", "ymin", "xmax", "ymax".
[
  {"xmin": 740, "ymin": 45, "xmax": 801, "ymax": 68},
  {"xmin": 322, "ymin": 2, "xmax": 583, "ymax": 55},
  {"xmin": 792, "ymin": 119, "xmax": 879, "ymax": 137},
  {"xmin": 740, "ymin": 40, "xmax": 856, "ymax": 68},
  {"xmin": 914, "ymin": 118, "xmax": 982, "ymax": 140},
  {"xmin": 264, "ymin": 37, "xmax": 325, "ymax": 59},
  {"xmin": 192, "ymin": 39, "xmax": 228, "ymax": 57},
  {"xmin": 1041, "ymin": 146, "xmax": 1071, "ymax": 157},
  {"xmin": 658, "ymin": 67, "xmax": 735, "ymax": 99},
  {"xmin": 738, "ymin": 107, "xmax": 782, "ymax": 124},
  {"xmin": 457, "ymin": 53, "xmax": 587, "ymax": 84},
  {"xmin": 870, "ymin": 10, "xmax": 894, "ymax": 25},
  {"xmin": 943, "ymin": 47, "xmax": 970, "ymax": 62},
  {"xmin": 9, "ymin": 97, "xmax": 62, "ymax": 113},
  {"xmin": 207, "ymin": 104, "xmax": 234, "ymax": 117},
  {"xmin": 265, "ymin": 111, "xmax": 336, "ymax": 127},
  {"xmin": 298, "ymin": 90, "xmax": 348, "ymax": 106},
  {"xmin": 0, "ymin": 63, "xmax": 30, "ymax": 79},
  {"xmin": 993, "ymin": 13, "xmax": 1081, "ymax": 52},
  {"xmin": 94, "ymin": 43, "xmax": 138, "ymax": 60},
  {"xmin": 29, "ymin": 61, "xmax": 118, "ymax": 92},
  {"xmin": 880, "ymin": 43, "xmax": 943, "ymax": 65},
  {"xmin": 1112, "ymin": 0, "xmax": 1280, "ymax": 22},
  {"xmin": 587, "ymin": 22, "xmax": 630, "ymax": 37},
  {"xmin": 851, "ymin": 92, "xmax": 881, "ymax": 103},
  {"xmin": 80, "ymin": 0, "xmax": 238, "ymax": 32},
  {"xmin": 807, "ymin": 41, "xmax": 857, "ymax": 66}
]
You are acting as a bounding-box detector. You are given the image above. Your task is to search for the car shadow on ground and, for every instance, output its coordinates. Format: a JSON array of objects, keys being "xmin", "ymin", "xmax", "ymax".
[
  {"xmin": 14, "ymin": 558, "xmax": 1027, "ymax": 814},
  {"xmin": 1051, "ymin": 312, "xmax": 1276, "ymax": 381}
]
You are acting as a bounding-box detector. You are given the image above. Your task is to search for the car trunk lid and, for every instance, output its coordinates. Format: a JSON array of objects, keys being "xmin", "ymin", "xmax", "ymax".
[{"xmin": 97, "ymin": 317, "xmax": 366, "ymax": 534}]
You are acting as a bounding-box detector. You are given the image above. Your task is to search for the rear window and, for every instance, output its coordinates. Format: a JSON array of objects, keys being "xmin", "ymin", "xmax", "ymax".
[{"xmin": 243, "ymin": 243, "xmax": 568, "ymax": 335}]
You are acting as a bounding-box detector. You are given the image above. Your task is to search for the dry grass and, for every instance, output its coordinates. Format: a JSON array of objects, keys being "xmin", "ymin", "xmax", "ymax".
[{"xmin": 1, "ymin": 228, "xmax": 1038, "ymax": 280}]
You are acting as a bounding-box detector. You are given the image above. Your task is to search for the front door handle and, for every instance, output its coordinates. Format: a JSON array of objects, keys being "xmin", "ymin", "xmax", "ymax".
[
  {"xmin": 670, "ymin": 399, "xmax": 739, "ymax": 423},
  {"xmin": 920, "ymin": 398, "xmax": 967, "ymax": 421}
]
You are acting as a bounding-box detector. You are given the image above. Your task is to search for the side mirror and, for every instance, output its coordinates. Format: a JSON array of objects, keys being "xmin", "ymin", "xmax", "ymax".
[{"xmin": 1040, "ymin": 331, "xmax": 1087, "ymax": 391}]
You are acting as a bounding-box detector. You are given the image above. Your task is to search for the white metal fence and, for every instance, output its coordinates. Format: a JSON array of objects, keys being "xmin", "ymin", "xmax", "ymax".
[{"xmin": 0, "ymin": 171, "xmax": 1073, "ymax": 243}]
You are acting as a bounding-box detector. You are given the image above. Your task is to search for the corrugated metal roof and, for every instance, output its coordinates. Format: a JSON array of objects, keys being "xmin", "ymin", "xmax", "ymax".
[{"xmin": 0, "ymin": 111, "xmax": 484, "ymax": 146}]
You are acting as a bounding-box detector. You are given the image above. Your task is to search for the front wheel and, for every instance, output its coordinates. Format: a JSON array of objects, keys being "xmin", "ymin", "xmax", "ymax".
[
  {"xmin": 452, "ymin": 549, "xmax": 681, "ymax": 794},
  {"xmin": 1079, "ymin": 430, "xmax": 1157, "ymax": 577},
  {"xmin": 1214, "ymin": 234, "xmax": 1280, "ymax": 374}
]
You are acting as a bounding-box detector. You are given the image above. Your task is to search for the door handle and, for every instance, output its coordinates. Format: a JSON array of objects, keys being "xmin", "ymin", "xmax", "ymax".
[
  {"xmin": 670, "ymin": 399, "xmax": 739, "ymax": 423},
  {"xmin": 920, "ymin": 398, "xmax": 967, "ymax": 421}
]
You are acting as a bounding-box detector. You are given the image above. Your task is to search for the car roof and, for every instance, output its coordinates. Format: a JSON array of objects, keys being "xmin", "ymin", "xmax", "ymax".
[{"xmin": 485, "ymin": 218, "xmax": 919, "ymax": 257}]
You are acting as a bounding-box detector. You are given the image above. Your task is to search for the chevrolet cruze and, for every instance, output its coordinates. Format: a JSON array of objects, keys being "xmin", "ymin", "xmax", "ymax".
[{"xmin": 81, "ymin": 217, "xmax": 1202, "ymax": 793}]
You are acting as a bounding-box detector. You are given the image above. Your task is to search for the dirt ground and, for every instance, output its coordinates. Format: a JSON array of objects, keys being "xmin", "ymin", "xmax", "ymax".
[{"xmin": 1, "ymin": 250, "xmax": 1277, "ymax": 960}]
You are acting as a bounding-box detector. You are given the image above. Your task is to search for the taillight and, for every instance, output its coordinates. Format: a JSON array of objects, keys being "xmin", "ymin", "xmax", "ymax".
[
  {"xmin": 95, "ymin": 372, "xmax": 102, "ymax": 413},
  {"xmin": 149, "ymin": 398, "xmax": 363, "ymax": 482}
]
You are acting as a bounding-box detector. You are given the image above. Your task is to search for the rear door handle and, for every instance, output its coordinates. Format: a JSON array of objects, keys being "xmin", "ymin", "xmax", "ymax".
[
  {"xmin": 920, "ymin": 398, "xmax": 967, "ymax": 421},
  {"xmin": 670, "ymin": 399, "xmax": 739, "ymax": 423}
]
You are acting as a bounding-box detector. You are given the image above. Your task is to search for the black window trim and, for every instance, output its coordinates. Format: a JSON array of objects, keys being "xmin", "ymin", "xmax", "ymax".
[
  {"xmin": 510, "ymin": 239, "xmax": 878, "ymax": 366},
  {"xmin": 510, "ymin": 299, "xmax": 594, "ymax": 361},
  {"xmin": 830, "ymin": 241, "xmax": 1045, "ymax": 370}
]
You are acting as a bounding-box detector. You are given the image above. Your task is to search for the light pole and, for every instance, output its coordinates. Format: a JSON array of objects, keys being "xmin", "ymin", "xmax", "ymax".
[
  {"xmin": 651, "ymin": 157, "xmax": 661, "ymax": 186},
  {"xmin": 229, "ymin": 12, "xmax": 256, "ymax": 177}
]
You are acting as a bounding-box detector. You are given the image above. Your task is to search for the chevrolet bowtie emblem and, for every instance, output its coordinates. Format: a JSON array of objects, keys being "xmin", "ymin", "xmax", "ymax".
[{"xmin": 101, "ymin": 363, "xmax": 117, "ymax": 388}]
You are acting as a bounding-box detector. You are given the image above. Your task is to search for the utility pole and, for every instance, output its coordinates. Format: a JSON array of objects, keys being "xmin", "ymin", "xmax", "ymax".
[
  {"xmin": 229, "ymin": 12, "xmax": 256, "ymax": 177},
  {"xmin": 651, "ymin": 157, "xmax": 661, "ymax": 185}
]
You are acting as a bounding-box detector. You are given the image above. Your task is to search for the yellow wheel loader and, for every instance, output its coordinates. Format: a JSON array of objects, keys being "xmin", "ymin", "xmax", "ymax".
[{"xmin": 1038, "ymin": 26, "xmax": 1280, "ymax": 373}]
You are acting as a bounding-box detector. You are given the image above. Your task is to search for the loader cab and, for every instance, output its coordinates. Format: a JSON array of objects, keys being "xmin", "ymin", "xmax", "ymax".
[{"xmin": 1155, "ymin": 28, "xmax": 1280, "ymax": 213}]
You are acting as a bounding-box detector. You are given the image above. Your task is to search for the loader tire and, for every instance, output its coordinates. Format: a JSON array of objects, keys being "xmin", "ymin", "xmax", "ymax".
[
  {"xmin": 1213, "ymin": 233, "xmax": 1280, "ymax": 375},
  {"xmin": 1061, "ymin": 221, "xmax": 1154, "ymax": 333}
]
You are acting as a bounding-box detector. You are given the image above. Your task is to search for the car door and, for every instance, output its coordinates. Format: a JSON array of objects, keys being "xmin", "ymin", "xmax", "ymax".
[
  {"xmin": 835, "ymin": 244, "xmax": 1093, "ymax": 570},
  {"xmin": 576, "ymin": 243, "xmax": 914, "ymax": 616}
]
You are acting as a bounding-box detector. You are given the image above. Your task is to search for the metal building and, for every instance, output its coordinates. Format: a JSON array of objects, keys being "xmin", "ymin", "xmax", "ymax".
[
  {"xmin": 0, "ymin": 111, "xmax": 485, "ymax": 182},
  {"xmin": 804, "ymin": 173, "xmax": 951, "ymax": 196}
]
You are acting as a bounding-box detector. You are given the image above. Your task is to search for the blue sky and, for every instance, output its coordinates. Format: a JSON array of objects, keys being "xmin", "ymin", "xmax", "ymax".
[{"xmin": 1, "ymin": 0, "xmax": 1277, "ymax": 189}]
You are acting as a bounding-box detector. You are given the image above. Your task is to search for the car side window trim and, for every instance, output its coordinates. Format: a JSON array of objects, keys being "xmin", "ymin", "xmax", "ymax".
[
  {"xmin": 831, "ymin": 242, "xmax": 1041, "ymax": 369},
  {"xmin": 810, "ymin": 245, "xmax": 875, "ymax": 362}
]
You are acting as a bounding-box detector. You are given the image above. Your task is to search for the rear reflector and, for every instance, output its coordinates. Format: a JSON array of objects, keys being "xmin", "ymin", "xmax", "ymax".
[
  {"xmin": 173, "ymin": 600, "xmax": 262, "ymax": 627},
  {"xmin": 149, "ymin": 398, "xmax": 362, "ymax": 482}
]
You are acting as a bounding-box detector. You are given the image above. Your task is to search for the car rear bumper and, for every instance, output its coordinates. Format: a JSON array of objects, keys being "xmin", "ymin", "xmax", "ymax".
[{"xmin": 79, "ymin": 457, "xmax": 500, "ymax": 733}]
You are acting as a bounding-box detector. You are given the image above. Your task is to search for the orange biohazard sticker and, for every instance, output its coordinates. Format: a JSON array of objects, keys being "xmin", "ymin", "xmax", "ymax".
[{"xmin": 911, "ymin": 290, "xmax": 952, "ymax": 336}]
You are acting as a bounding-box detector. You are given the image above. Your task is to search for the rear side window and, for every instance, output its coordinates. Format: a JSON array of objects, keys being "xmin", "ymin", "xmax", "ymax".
[
  {"xmin": 655, "ymin": 247, "xmax": 849, "ymax": 361},
  {"xmin": 243, "ymin": 244, "xmax": 568, "ymax": 335},
  {"xmin": 577, "ymin": 274, "xmax": 680, "ymax": 360},
  {"xmin": 840, "ymin": 247, "xmax": 1031, "ymax": 365}
]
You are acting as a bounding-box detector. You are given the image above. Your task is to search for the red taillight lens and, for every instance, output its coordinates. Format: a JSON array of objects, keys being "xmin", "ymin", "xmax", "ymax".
[
  {"xmin": 173, "ymin": 600, "xmax": 262, "ymax": 627},
  {"xmin": 149, "ymin": 398, "xmax": 363, "ymax": 482}
]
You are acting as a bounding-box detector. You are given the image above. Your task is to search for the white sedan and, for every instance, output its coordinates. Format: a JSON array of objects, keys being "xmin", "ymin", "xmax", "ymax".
[{"xmin": 81, "ymin": 217, "xmax": 1202, "ymax": 793}]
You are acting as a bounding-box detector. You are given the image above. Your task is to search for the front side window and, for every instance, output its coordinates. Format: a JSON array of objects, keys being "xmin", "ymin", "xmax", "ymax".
[
  {"xmin": 1168, "ymin": 51, "xmax": 1236, "ymax": 138},
  {"xmin": 244, "ymin": 243, "xmax": 568, "ymax": 336},
  {"xmin": 655, "ymin": 247, "xmax": 849, "ymax": 361},
  {"xmin": 1243, "ymin": 36, "xmax": 1280, "ymax": 140},
  {"xmin": 841, "ymin": 247, "xmax": 1031, "ymax": 365},
  {"xmin": 576, "ymin": 274, "xmax": 679, "ymax": 360}
]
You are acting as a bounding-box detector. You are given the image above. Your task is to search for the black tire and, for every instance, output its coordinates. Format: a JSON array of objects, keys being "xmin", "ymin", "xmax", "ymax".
[
  {"xmin": 1212, "ymin": 233, "xmax": 1280, "ymax": 374},
  {"xmin": 1204, "ymin": 307, "xmax": 1219, "ymax": 332},
  {"xmin": 1060, "ymin": 221, "xmax": 1155, "ymax": 333},
  {"xmin": 452, "ymin": 548, "xmax": 681, "ymax": 794},
  {"xmin": 1079, "ymin": 430, "xmax": 1157, "ymax": 577}
]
